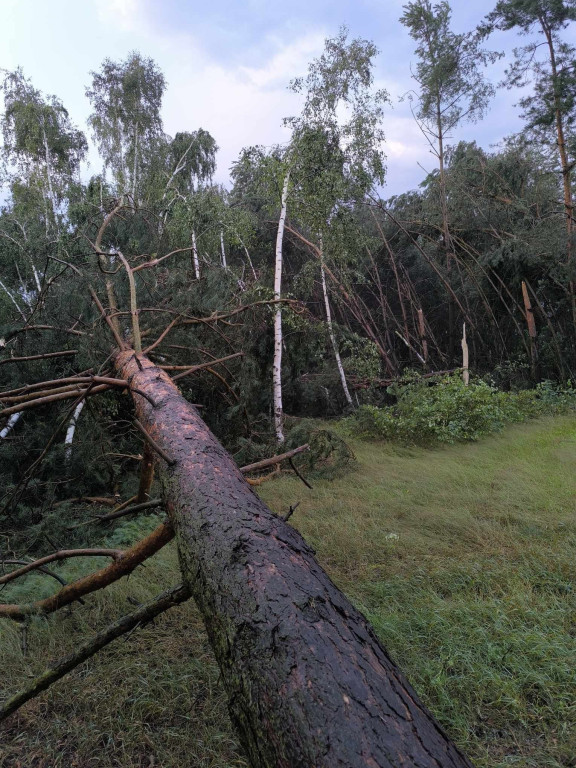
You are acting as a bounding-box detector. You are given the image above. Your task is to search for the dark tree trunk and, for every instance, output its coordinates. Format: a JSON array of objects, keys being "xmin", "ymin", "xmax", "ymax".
[{"xmin": 115, "ymin": 350, "xmax": 472, "ymax": 768}]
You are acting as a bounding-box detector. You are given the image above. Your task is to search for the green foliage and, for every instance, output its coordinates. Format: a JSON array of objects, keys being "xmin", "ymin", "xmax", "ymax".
[
  {"xmin": 401, "ymin": 1, "xmax": 500, "ymax": 133},
  {"xmin": 352, "ymin": 373, "xmax": 576, "ymax": 444},
  {"xmin": 484, "ymin": 1, "xmax": 576, "ymax": 150},
  {"xmin": 285, "ymin": 419, "xmax": 356, "ymax": 478},
  {"xmin": 86, "ymin": 52, "xmax": 166, "ymax": 196}
]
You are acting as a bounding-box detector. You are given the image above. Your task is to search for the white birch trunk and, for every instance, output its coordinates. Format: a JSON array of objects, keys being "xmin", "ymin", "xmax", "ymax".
[
  {"xmin": 191, "ymin": 230, "xmax": 200, "ymax": 280},
  {"xmin": 0, "ymin": 412, "xmax": 22, "ymax": 440},
  {"xmin": 31, "ymin": 262, "xmax": 42, "ymax": 293},
  {"xmin": 243, "ymin": 244, "xmax": 257, "ymax": 281},
  {"xmin": 320, "ymin": 242, "xmax": 353, "ymax": 407},
  {"xmin": 64, "ymin": 401, "xmax": 85, "ymax": 462},
  {"xmin": 461, "ymin": 323, "xmax": 469, "ymax": 386},
  {"xmin": 161, "ymin": 136, "xmax": 196, "ymax": 201},
  {"xmin": 273, "ymin": 172, "xmax": 290, "ymax": 444},
  {"xmin": 0, "ymin": 278, "xmax": 27, "ymax": 321},
  {"xmin": 220, "ymin": 230, "xmax": 227, "ymax": 269},
  {"xmin": 132, "ymin": 123, "xmax": 139, "ymax": 201}
]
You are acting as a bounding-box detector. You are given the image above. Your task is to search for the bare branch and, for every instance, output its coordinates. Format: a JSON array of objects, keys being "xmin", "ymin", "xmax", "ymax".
[
  {"xmin": 90, "ymin": 287, "xmax": 127, "ymax": 350},
  {"xmin": 116, "ymin": 251, "xmax": 142, "ymax": 353},
  {"xmin": 0, "ymin": 583, "xmax": 191, "ymax": 722},
  {"xmin": 0, "ymin": 384, "xmax": 110, "ymax": 418},
  {"xmin": 91, "ymin": 497, "xmax": 163, "ymax": 525},
  {"xmin": 0, "ymin": 350, "xmax": 77, "ymax": 366},
  {"xmin": 0, "ymin": 549, "xmax": 124, "ymax": 585},
  {"xmin": 239, "ymin": 444, "xmax": 310, "ymax": 475},
  {"xmin": 0, "ymin": 522, "xmax": 174, "ymax": 620},
  {"xmin": 171, "ymin": 352, "xmax": 243, "ymax": 382},
  {"xmin": 133, "ymin": 420, "xmax": 176, "ymax": 466}
]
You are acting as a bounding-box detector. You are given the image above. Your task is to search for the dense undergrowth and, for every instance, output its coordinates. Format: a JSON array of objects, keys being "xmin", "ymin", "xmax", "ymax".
[
  {"xmin": 350, "ymin": 373, "xmax": 576, "ymax": 444},
  {"xmin": 1, "ymin": 414, "xmax": 575, "ymax": 767}
]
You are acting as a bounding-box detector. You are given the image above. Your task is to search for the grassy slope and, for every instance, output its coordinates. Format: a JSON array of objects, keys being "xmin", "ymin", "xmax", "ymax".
[{"xmin": 1, "ymin": 415, "xmax": 575, "ymax": 767}]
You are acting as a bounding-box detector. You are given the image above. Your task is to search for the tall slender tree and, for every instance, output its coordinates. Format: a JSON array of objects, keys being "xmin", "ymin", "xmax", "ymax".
[
  {"xmin": 483, "ymin": 0, "xmax": 576, "ymax": 326},
  {"xmin": 286, "ymin": 27, "xmax": 388, "ymax": 405},
  {"xmin": 401, "ymin": 0, "xmax": 500, "ymax": 357},
  {"xmin": 86, "ymin": 52, "xmax": 166, "ymax": 199},
  {"xmin": 1, "ymin": 69, "xmax": 87, "ymax": 235}
]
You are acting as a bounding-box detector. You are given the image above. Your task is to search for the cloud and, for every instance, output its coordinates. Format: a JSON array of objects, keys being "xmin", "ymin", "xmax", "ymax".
[
  {"xmin": 239, "ymin": 32, "xmax": 326, "ymax": 90},
  {"xmin": 96, "ymin": 0, "xmax": 143, "ymax": 32},
  {"xmin": 149, "ymin": 31, "xmax": 329, "ymax": 181}
]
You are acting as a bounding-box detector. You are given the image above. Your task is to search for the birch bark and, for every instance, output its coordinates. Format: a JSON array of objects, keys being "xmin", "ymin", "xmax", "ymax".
[
  {"xmin": 273, "ymin": 171, "xmax": 290, "ymax": 444},
  {"xmin": 191, "ymin": 230, "xmax": 200, "ymax": 280},
  {"xmin": 64, "ymin": 401, "xmax": 85, "ymax": 462},
  {"xmin": 220, "ymin": 230, "xmax": 227, "ymax": 269},
  {"xmin": 0, "ymin": 412, "xmax": 22, "ymax": 440}
]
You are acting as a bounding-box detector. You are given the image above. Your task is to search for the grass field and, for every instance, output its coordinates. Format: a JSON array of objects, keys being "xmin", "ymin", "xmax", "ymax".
[{"xmin": 1, "ymin": 415, "xmax": 575, "ymax": 767}]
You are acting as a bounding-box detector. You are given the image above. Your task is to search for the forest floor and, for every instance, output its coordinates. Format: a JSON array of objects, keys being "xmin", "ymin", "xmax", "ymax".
[{"xmin": 0, "ymin": 414, "xmax": 575, "ymax": 767}]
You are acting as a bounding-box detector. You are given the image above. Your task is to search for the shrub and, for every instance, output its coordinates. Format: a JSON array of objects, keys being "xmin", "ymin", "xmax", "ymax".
[{"xmin": 351, "ymin": 375, "xmax": 576, "ymax": 445}]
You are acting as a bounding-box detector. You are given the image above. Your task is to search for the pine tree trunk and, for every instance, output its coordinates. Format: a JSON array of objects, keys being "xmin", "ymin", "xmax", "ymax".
[
  {"xmin": 273, "ymin": 172, "xmax": 290, "ymax": 444},
  {"xmin": 114, "ymin": 349, "xmax": 473, "ymax": 768}
]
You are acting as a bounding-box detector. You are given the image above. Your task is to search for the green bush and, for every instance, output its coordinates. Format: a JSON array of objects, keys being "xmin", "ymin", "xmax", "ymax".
[{"xmin": 351, "ymin": 375, "xmax": 576, "ymax": 445}]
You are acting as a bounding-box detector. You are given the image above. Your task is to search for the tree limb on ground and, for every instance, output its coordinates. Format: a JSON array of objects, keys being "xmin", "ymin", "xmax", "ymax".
[
  {"xmin": 0, "ymin": 583, "xmax": 191, "ymax": 723},
  {"xmin": 0, "ymin": 522, "xmax": 173, "ymax": 620}
]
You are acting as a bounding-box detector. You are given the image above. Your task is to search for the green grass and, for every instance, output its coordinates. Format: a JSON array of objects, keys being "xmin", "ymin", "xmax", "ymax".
[{"xmin": 1, "ymin": 415, "xmax": 576, "ymax": 767}]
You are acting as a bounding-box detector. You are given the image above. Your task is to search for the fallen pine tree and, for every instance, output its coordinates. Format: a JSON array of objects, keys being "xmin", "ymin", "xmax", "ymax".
[
  {"xmin": 109, "ymin": 349, "xmax": 472, "ymax": 768},
  {"xmin": 0, "ymin": 198, "xmax": 472, "ymax": 766}
]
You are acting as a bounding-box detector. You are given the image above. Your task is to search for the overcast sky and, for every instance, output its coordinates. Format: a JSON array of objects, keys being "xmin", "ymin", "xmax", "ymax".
[{"xmin": 1, "ymin": 0, "xmax": 570, "ymax": 197}]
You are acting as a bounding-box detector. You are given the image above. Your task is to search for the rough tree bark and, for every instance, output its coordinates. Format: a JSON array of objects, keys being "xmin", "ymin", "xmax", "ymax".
[{"xmin": 115, "ymin": 349, "xmax": 472, "ymax": 768}]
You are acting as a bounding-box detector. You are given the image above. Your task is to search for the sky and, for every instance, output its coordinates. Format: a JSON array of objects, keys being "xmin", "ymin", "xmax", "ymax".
[{"xmin": 0, "ymin": 0, "xmax": 568, "ymax": 197}]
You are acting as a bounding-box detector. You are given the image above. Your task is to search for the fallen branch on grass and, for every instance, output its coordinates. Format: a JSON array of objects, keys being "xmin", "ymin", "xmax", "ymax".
[
  {"xmin": 238, "ymin": 444, "xmax": 309, "ymax": 474},
  {"xmin": 0, "ymin": 583, "xmax": 191, "ymax": 722},
  {"xmin": 0, "ymin": 522, "xmax": 174, "ymax": 620}
]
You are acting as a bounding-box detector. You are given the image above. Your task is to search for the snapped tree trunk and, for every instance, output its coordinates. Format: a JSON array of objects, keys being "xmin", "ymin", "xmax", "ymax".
[
  {"xmin": 64, "ymin": 400, "xmax": 85, "ymax": 462},
  {"xmin": 114, "ymin": 349, "xmax": 472, "ymax": 768},
  {"xmin": 191, "ymin": 230, "xmax": 200, "ymax": 280}
]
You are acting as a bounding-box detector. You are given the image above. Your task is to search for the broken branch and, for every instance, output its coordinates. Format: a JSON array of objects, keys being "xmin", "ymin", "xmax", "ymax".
[
  {"xmin": 0, "ymin": 522, "xmax": 174, "ymax": 620},
  {"xmin": 0, "ymin": 350, "xmax": 77, "ymax": 366},
  {"xmin": 239, "ymin": 444, "xmax": 310, "ymax": 474},
  {"xmin": 0, "ymin": 549, "xmax": 124, "ymax": 585},
  {"xmin": 133, "ymin": 420, "xmax": 176, "ymax": 466},
  {"xmin": 0, "ymin": 583, "xmax": 190, "ymax": 722}
]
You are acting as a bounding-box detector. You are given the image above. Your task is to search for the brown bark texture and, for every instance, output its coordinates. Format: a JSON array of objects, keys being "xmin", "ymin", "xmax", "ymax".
[{"xmin": 115, "ymin": 350, "xmax": 472, "ymax": 768}]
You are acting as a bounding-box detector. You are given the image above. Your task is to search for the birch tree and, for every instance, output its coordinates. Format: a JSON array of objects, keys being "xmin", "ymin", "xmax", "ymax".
[
  {"xmin": 86, "ymin": 53, "xmax": 165, "ymax": 199},
  {"xmin": 286, "ymin": 28, "xmax": 388, "ymax": 405},
  {"xmin": 163, "ymin": 129, "xmax": 218, "ymax": 278},
  {"xmin": 1, "ymin": 69, "xmax": 87, "ymax": 235}
]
